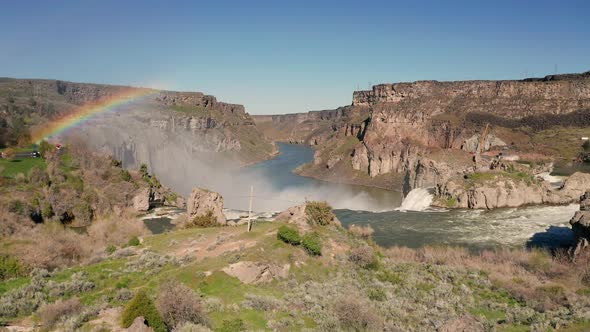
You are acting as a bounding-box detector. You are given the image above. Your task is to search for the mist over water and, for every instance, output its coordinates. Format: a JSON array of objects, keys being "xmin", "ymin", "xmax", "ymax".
[{"xmin": 162, "ymin": 143, "xmax": 402, "ymax": 212}]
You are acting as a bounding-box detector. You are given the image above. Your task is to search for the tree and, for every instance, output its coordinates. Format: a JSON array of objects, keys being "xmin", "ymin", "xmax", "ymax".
[
  {"xmin": 38, "ymin": 140, "xmax": 53, "ymax": 158},
  {"xmin": 139, "ymin": 163, "xmax": 149, "ymax": 179}
]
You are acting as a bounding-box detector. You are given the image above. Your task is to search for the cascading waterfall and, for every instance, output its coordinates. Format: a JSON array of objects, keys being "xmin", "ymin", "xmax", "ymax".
[{"xmin": 397, "ymin": 187, "xmax": 434, "ymax": 211}]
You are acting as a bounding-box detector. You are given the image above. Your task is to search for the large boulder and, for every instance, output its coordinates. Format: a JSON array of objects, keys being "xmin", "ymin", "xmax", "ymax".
[
  {"xmin": 553, "ymin": 172, "xmax": 590, "ymax": 203},
  {"xmin": 570, "ymin": 191, "xmax": 590, "ymax": 257},
  {"xmin": 132, "ymin": 188, "xmax": 151, "ymax": 212},
  {"xmin": 222, "ymin": 261, "xmax": 289, "ymax": 284},
  {"xmin": 187, "ymin": 188, "xmax": 226, "ymax": 224},
  {"xmin": 275, "ymin": 203, "xmax": 341, "ymax": 232}
]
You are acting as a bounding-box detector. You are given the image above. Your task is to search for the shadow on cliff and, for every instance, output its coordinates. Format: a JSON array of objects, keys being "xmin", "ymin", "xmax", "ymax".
[{"xmin": 526, "ymin": 225, "xmax": 575, "ymax": 251}]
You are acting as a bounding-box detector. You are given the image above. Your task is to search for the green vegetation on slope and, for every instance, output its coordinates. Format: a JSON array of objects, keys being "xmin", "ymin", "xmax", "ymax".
[{"xmin": 1, "ymin": 219, "xmax": 589, "ymax": 331}]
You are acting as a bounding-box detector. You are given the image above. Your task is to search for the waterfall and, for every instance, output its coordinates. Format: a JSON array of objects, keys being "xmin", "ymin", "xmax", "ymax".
[{"xmin": 397, "ymin": 187, "xmax": 434, "ymax": 211}]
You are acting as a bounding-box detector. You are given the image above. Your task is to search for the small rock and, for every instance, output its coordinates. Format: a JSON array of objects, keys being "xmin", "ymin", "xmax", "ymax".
[{"xmin": 127, "ymin": 316, "xmax": 154, "ymax": 332}]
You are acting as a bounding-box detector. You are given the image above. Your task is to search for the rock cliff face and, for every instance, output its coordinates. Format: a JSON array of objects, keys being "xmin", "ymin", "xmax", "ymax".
[
  {"xmin": 1, "ymin": 78, "xmax": 275, "ymax": 163},
  {"xmin": 253, "ymin": 106, "xmax": 369, "ymax": 145},
  {"xmin": 258, "ymin": 71, "xmax": 590, "ymax": 205}
]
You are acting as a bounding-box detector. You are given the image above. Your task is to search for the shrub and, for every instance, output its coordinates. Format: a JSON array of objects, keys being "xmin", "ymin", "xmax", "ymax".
[
  {"xmin": 139, "ymin": 163, "xmax": 149, "ymax": 179},
  {"xmin": 0, "ymin": 255, "xmax": 25, "ymax": 281},
  {"xmin": 73, "ymin": 201, "xmax": 93, "ymax": 225},
  {"xmin": 121, "ymin": 289, "xmax": 166, "ymax": 332},
  {"xmin": 333, "ymin": 297, "xmax": 383, "ymax": 331},
  {"xmin": 38, "ymin": 298, "xmax": 83, "ymax": 329},
  {"xmin": 8, "ymin": 200, "xmax": 26, "ymax": 215},
  {"xmin": 349, "ymin": 246, "xmax": 378, "ymax": 269},
  {"xmin": 120, "ymin": 169, "xmax": 132, "ymax": 182},
  {"xmin": 348, "ymin": 224, "xmax": 374, "ymax": 239},
  {"xmin": 42, "ymin": 201, "xmax": 54, "ymax": 219},
  {"xmin": 38, "ymin": 140, "xmax": 52, "ymax": 158},
  {"xmin": 302, "ymin": 233, "xmax": 322, "ymax": 256},
  {"xmin": 106, "ymin": 245, "xmax": 117, "ymax": 255},
  {"xmin": 218, "ymin": 318, "xmax": 245, "ymax": 332},
  {"xmin": 185, "ymin": 211, "xmax": 218, "ymax": 228},
  {"xmin": 305, "ymin": 201, "xmax": 336, "ymax": 226},
  {"xmin": 156, "ymin": 280, "xmax": 207, "ymax": 329},
  {"xmin": 128, "ymin": 236, "xmax": 141, "ymax": 247},
  {"xmin": 277, "ymin": 225, "xmax": 301, "ymax": 245},
  {"xmin": 28, "ymin": 167, "xmax": 50, "ymax": 186}
]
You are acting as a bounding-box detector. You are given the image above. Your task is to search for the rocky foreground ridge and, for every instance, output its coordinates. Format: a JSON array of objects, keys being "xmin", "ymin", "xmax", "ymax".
[{"xmin": 255, "ymin": 71, "xmax": 590, "ymax": 207}]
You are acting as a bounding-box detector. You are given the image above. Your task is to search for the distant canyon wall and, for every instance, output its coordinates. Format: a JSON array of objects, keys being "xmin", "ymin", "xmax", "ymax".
[{"xmin": 256, "ymin": 72, "xmax": 590, "ymax": 197}]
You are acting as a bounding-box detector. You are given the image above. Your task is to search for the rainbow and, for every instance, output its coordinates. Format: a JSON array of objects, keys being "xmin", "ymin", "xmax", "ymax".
[{"xmin": 31, "ymin": 88, "xmax": 158, "ymax": 143}]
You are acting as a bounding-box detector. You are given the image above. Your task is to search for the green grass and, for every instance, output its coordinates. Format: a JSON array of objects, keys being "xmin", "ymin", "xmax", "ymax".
[
  {"xmin": 333, "ymin": 136, "xmax": 359, "ymax": 155},
  {"xmin": 0, "ymin": 158, "xmax": 46, "ymax": 178},
  {"xmin": 531, "ymin": 126, "xmax": 590, "ymax": 160},
  {"xmin": 469, "ymin": 307, "xmax": 506, "ymax": 321},
  {"xmin": 466, "ymin": 170, "xmax": 537, "ymax": 187}
]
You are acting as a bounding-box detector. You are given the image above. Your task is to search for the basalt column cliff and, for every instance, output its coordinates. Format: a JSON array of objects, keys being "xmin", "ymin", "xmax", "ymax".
[{"xmin": 256, "ymin": 72, "xmax": 590, "ymax": 207}]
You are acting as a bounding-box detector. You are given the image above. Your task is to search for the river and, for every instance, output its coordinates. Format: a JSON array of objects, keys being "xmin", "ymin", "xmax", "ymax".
[
  {"xmin": 146, "ymin": 143, "xmax": 579, "ymax": 250},
  {"xmin": 243, "ymin": 143, "xmax": 579, "ymax": 250}
]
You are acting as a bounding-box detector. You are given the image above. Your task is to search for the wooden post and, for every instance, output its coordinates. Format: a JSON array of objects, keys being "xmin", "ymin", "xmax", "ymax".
[{"xmin": 247, "ymin": 186, "xmax": 253, "ymax": 232}]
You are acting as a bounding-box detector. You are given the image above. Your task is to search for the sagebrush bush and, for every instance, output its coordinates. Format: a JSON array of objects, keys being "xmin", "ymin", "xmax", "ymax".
[
  {"xmin": 305, "ymin": 201, "xmax": 335, "ymax": 226},
  {"xmin": 73, "ymin": 201, "xmax": 93, "ymax": 225},
  {"xmin": 185, "ymin": 210, "xmax": 218, "ymax": 228},
  {"xmin": 348, "ymin": 224, "xmax": 375, "ymax": 239},
  {"xmin": 277, "ymin": 225, "xmax": 301, "ymax": 245},
  {"xmin": 349, "ymin": 246, "xmax": 379, "ymax": 269},
  {"xmin": 121, "ymin": 289, "xmax": 166, "ymax": 332},
  {"xmin": 302, "ymin": 233, "xmax": 322, "ymax": 256},
  {"xmin": 156, "ymin": 280, "xmax": 207, "ymax": 329},
  {"xmin": 333, "ymin": 296, "xmax": 383, "ymax": 331},
  {"xmin": 38, "ymin": 298, "xmax": 83, "ymax": 329}
]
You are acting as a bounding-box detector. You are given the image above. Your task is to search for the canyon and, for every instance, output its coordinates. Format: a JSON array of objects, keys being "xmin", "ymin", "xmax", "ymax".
[{"xmin": 254, "ymin": 71, "xmax": 590, "ymax": 208}]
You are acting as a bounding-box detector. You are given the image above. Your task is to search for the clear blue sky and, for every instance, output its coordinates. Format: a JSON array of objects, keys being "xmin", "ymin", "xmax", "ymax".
[{"xmin": 1, "ymin": 0, "xmax": 588, "ymax": 114}]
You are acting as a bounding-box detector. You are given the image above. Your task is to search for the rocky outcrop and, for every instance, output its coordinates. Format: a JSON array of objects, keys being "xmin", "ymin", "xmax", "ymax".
[
  {"xmin": 275, "ymin": 205, "xmax": 312, "ymax": 233},
  {"xmin": 570, "ymin": 191, "xmax": 590, "ymax": 256},
  {"xmin": 132, "ymin": 188, "xmax": 151, "ymax": 212},
  {"xmin": 275, "ymin": 203, "xmax": 341, "ymax": 232},
  {"xmin": 222, "ymin": 261, "xmax": 290, "ymax": 284},
  {"xmin": 435, "ymin": 172, "xmax": 590, "ymax": 209},
  {"xmin": 187, "ymin": 188, "xmax": 226, "ymax": 225}
]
